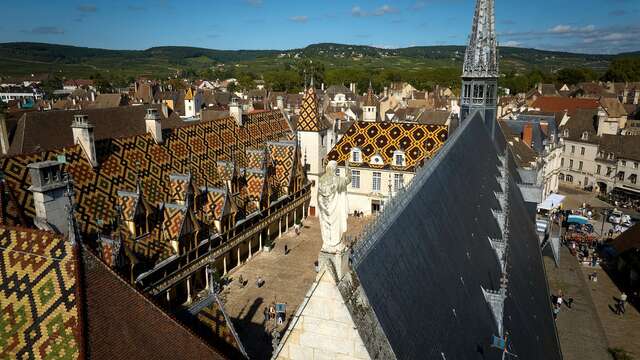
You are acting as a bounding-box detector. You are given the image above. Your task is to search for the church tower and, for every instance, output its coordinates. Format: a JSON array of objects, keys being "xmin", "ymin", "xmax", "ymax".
[
  {"xmin": 460, "ymin": 0, "xmax": 499, "ymax": 129},
  {"xmin": 184, "ymin": 88, "xmax": 196, "ymax": 118},
  {"xmin": 362, "ymin": 81, "xmax": 378, "ymax": 122},
  {"xmin": 297, "ymin": 80, "xmax": 329, "ymax": 216}
]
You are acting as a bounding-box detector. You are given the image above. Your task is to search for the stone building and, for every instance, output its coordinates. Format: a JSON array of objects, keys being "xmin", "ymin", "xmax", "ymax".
[
  {"xmin": 325, "ymin": 121, "xmax": 448, "ymax": 215},
  {"xmin": 0, "ymin": 105, "xmax": 310, "ymax": 358},
  {"xmin": 275, "ymin": 0, "xmax": 561, "ymax": 358}
]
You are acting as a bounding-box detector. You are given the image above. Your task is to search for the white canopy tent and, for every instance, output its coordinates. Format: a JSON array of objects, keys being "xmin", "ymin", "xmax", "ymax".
[{"xmin": 537, "ymin": 194, "xmax": 565, "ymax": 212}]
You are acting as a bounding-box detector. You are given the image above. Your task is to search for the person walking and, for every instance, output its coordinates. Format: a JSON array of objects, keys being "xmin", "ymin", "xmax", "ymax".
[
  {"xmin": 619, "ymin": 292, "xmax": 628, "ymax": 315},
  {"xmin": 263, "ymin": 306, "xmax": 269, "ymax": 322},
  {"xmin": 284, "ymin": 244, "xmax": 288, "ymax": 255}
]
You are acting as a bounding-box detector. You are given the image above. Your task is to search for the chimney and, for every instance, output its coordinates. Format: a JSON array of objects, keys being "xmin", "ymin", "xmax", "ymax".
[
  {"xmin": 145, "ymin": 108, "xmax": 163, "ymax": 144},
  {"xmin": 0, "ymin": 111, "xmax": 9, "ymax": 155},
  {"xmin": 384, "ymin": 86, "xmax": 389, "ymax": 97},
  {"xmin": 321, "ymin": 83, "xmax": 325, "ymax": 92},
  {"xmin": 27, "ymin": 161, "xmax": 69, "ymax": 234},
  {"xmin": 161, "ymin": 102, "xmax": 169, "ymax": 118},
  {"xmin": 276, "ymin": 96, "xmax": 284, "ymax": 110},
  {"xmin": 522, "ymin": 123, "xmax": 533, "ymax": 147},
  {"xmin": 90, "ymin": 91, "xmax": 96, "ymax": 102},
  {"xmin": 230, "ymin": 98, "xmax": 243, "ymax": 126},
  {"xmin": 71, "ymin": 114, "xmax": 98, "ymax": 167},
  {"xmin": 537, "ymin": 83, "xmax": 542, "ymax": 93},
  {"xmin": 350, "ymin": 83, "xmax": 356, "ymax": 94}
]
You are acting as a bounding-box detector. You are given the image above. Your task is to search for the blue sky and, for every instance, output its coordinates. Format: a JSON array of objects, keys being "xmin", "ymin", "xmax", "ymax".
[{"xmin": 1, "ymin": 0, "xmax": 639, "ymax": 54}]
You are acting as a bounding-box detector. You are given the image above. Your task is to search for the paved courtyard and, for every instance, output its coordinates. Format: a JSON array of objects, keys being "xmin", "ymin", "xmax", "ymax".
[{"xmin": 220, "ymin": 216, "xmax": 371, "ymax": 359}]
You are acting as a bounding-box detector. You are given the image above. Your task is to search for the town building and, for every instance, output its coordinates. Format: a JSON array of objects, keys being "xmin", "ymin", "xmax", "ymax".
[
  {"xmin": 326, "ymin": 121, "xmax": 448, "ymax": 214},
  {"xmin": 0, "ymin": 103, "xmax": 310, "ymax": 358},
  {"xmin": 275, "ymin": 1, "xmax": 561, "ymax": 359}
]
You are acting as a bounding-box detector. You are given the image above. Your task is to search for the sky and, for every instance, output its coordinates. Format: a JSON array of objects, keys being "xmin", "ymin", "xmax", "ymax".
[{"xmin": 1, "ymin": 0, "xmax": 639, "ymax": 54}]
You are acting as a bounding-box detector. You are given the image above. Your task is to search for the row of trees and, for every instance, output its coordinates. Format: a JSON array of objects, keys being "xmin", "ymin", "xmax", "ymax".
[{"xmin": 33, "ymin": 56, "xmax": 640, "ymax": 99}]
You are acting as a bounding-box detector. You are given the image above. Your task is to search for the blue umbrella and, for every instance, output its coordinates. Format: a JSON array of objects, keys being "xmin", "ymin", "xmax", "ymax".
[{"xmin": 567, "ymin": 215, "xmax": 589, "ymax": 225}]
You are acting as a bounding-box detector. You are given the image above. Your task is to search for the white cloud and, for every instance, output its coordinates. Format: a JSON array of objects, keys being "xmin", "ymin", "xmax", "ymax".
[
  {"xmin": 549, "ymin": 25, "xmax": 572, "ymax": 33},
  {"xmin": 289, "ymin": 15, "xmax": 308, "ymax": 23},
  {"xmin": 502, "ymin": 40, "xmax": 522, "ymax": 47},
  {"xmin": 352, "ymin": 4, "xmax": 398, "ymax": 17}
]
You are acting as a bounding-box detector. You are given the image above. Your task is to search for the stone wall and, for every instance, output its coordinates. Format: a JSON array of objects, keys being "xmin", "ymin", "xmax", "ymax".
[{"xmin": 276, "ymin": 270, "xmax": 370, "ymax": 360}]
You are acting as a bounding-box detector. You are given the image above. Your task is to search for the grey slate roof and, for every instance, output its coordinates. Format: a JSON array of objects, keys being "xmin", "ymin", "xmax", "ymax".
[{"xmin": 350, "ymin": 115, "xmax": 561, "ymax": 360}]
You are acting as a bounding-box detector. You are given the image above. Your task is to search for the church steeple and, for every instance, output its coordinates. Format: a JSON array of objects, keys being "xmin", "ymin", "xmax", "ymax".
[
  {"xmin": 460, "ymin": 0, "xmax": 499, "ymax": 129},
  {"xmin": 463, "ymin": 0, "xmax": 498, "ymax": 78}
]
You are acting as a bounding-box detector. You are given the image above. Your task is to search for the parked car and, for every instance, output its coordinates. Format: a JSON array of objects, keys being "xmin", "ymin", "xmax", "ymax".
[{"xmin": 609, "ymin": 209, "xmax": 623, "ymax": 224}]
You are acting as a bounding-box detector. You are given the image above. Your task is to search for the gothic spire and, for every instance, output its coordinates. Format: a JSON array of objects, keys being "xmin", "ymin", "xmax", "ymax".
[{"xmin": 462, "ymin": 0, "xmax": 498, "ymax": 78}]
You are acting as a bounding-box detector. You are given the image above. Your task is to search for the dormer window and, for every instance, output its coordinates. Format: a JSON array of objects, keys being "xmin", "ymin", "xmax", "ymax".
[
  {"xmin": 608, "ymin": 153, "xmax": 615, "ymax": 160},
  {"xmin": 563, "ymin": 129, "xmax": 569, "ymax": 138},
  {"xmin": 371, "ymin": 153, "xmax": 384, "ymax": 165},
  {"xmin": 581, "ymin": 131, "xmax": 589, "ymax": 140},
  {"xmin": 351, "ymin": 148, "xmax": 362, "ymax": 163},
  {"xmin": 393, "ymin": 150, "xmax": 406, "ymax": 166}
]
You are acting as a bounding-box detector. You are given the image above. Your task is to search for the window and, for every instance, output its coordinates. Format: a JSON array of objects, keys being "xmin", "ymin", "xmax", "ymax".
[
  {"xmin": 581, "ymin": 132, "xmax": 589, "ymax": 140},
  {"xmin": 607, "ymin": 167, "xmax": 612, "ymax": 176},
  {"xmin": 463, "ymin": 84, "xmax": 471, "ymax": 98},
  {"xmin": 597, "ymin": 165, "xmax": 601, "ymax": 174},
  {"xmin": 571, "ymin": 146, "xmax": 575, "ymax": 154},
  {"xmin": 351, "ymin": 148, "xmax": 361, "ymax": 163},
  {"xmin": 631, "ymin": 174, "xmax": 638, "ymax": 185},
  {"xmin": 581, "ymin": 147, "xmax": 585, "ymax": 156},
  {"xmin": 569, "ymin": 159, "xmax": 573, "ymax": 169},
  {"xmin": 561, "ymin": 158, "xmax": 565, "ymax": 167},
  {"xmin": 394, "ymin": 174, "xmax": 404, "ymax": 191},
  {"xmin": 579, "ymin": 161, "xmax": 583, "ymax": 171},
  {"xmin": 487, "ymin": 84, "xmax": 496, "ymax": 104},
  {"xmin": 393, "ymin": 151, "xmax": 405, "ymax": 166},
  {"xmin": 563, "ymin": 129, "xmax": 569, "ymax": 137},
  {"xmin": 559, "ymin": 173, "xmax": 565, "ymax": 181},
  {"xmin": 621, "ymin": 160, "xmax": 627, "ymax": 167},
  {"xmin": 351, "ymin": 170, "xmax": 360, "ymax": 189},
  {"xmin": 372, "ymin": 172, "xmax": 381, "ymax": 192},
  {"xmin": 473, "ymin": 85, "xmax": 484, "ymax": 98},
  {"xmin": 619, "ymin": 171, "xmax": 625, "ymax": 181},
  {"xmin": 566, "ymin": 174, "xmax": 574, "ymax": 183},
  {"xmin": 635, "ymin": 162, "xmax": 639, "ymax": 169}
]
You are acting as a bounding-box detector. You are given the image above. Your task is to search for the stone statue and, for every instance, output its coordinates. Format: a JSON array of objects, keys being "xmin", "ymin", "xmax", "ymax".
[{"xmin": 317, "ymin": 160, "xmax": 351, "ymax": 254}]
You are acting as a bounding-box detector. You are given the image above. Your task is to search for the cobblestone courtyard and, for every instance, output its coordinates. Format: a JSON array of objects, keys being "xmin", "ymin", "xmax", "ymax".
[{"xmin": 220, "ymin": 216, "xmax": 370, "ymax": 359}]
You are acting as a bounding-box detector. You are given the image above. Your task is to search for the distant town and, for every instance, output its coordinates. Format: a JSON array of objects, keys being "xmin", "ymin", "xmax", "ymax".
[{"xmin": 1, "ymin": 0, "xmax": 640, "ymax": 360}]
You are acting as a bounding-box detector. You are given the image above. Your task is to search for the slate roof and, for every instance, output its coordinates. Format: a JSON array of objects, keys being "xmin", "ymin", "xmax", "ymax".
[
  {"xmin": 611, "ymin": 223, "xmax": 640, "ymax": 255},
  {"xmin": 415, "ymin": 110, "xmax": 451, "ymax": 125},
  {"xmin": 326, "ymin": 121, "xmax": 448, "ymax": 171},
  {"xmin": 351, "ymin": 115, "xmax": 561, "ymax": 359},
  {"xmin": 7, "ymin": 105, "xmax": 184, "ymax": 155}
]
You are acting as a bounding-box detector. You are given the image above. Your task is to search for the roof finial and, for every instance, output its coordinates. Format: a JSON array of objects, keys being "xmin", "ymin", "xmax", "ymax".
[{"xmin": 63, "ymin": 172, "xmax": 81, "ymax": 245}]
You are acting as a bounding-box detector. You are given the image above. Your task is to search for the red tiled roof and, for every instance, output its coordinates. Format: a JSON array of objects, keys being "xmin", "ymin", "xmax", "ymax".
[{"xmin": 532, "ymin": 97, "xmax": 599, "ymax": 116}]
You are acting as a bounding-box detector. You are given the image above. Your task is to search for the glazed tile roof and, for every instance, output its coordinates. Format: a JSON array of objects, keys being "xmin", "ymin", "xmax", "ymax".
[
  {"xmin": 363, "ymin": 84, "xmax": 377, "ymax": 107},
  {"xmin": 267, "ymin": 141, "xmax": 297, "ymax": 197},
  {"xmin": 245, "ymin": 148, "xmax": 267, "ymax": 170},
  {"xmin": 243, "ymin": 168, "xmax": 268, "ymax": 214},
  {"xmin": 296, "ymin": 87, "xmax": 326, "ymax": 132},
  {"xmin": 201, "ymin": 187, "xmax": 229, "ymax": 222},
  {"xmin": 0, "ymin": 226, "xmax": 81, "ymax": 360},
  {"xmin": 327, "ymin": 121, "xmax": 449, "ymax": 171},
  {"xmin": 169, "ymin": 173, "xmax": 196, "ymax": 204},
  {"xmin": 0, "ymin": 110, "xmax": 293, "ymax": 263}
]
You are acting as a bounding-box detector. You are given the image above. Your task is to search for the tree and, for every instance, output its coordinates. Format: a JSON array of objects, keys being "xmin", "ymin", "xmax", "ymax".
[
  {"xmin": 602, "ymin": 58, "xmax": 640, "ymax": 82},
  {"xmin": 557, "ymin": 68, "xmax": 594, "ymax": 85},
  {"xmin": 40, "ymin": 76, "xmax": 63, "ymax": 99}
]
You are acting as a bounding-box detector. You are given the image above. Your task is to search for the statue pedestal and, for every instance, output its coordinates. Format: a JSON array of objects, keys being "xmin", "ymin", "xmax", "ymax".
[{"xmin": 318, "ymin": 249, "xmax": 350, "ymax": 282}]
